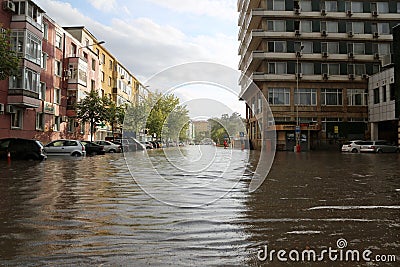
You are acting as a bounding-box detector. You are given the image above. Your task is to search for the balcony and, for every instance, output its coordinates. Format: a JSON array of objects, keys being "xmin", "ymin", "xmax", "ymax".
[{"xmin": 7, "ymin": 89, "xmax": 40, "ymax": 108}]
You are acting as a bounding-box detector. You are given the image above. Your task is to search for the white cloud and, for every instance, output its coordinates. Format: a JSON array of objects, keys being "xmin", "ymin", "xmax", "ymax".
[
  {"xmin": 146, "ymin": 0, "xmax": 237, "ymax": 22},
  {"xmin": 87, "ymin": 0, "xmax": 117, "ymax": 12}
]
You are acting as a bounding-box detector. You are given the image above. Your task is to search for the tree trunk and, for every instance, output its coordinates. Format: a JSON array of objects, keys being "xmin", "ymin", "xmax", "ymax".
[{"xmin": 90, "ymin": 119, "xmax": 94, "ymax": 142}]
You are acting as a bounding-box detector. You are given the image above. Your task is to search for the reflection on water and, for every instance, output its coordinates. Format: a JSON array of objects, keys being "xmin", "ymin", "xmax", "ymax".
[{"xmin": 0, "ymin": 148, "xmax": 399, "ymax": 266}]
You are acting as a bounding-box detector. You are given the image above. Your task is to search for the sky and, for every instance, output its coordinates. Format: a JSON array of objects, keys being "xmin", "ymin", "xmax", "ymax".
[{"xmin": 34, "ymin": 0, "xmax": 245, "ymax": 118}]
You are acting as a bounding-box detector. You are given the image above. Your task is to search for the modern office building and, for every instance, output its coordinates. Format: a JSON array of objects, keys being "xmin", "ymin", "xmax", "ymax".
[{"xmin": 238, "ymin": 0, "xmax": 400, "ymax": 150}]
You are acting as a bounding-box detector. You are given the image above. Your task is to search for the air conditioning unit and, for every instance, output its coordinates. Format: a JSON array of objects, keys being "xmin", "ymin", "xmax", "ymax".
[
  {"xmin": 296, "ymin": 51, "xmax": 302, "ymax": 57},
  {"xmin": 322, "ymin": 73, "xmax": 328, "ymax": 80},
  {"xmin": 296, "ymin": 73, "xmax": 303, "ymax": 79},
  {"xmin": 361, "ymin": 74, "xmax": 369, "ymax": 79},
  {"xmin": 321, "ymin": 9, "xmax": 326, "ymax": 15},
  {"xmin": 6, "ymin": 105, "xmax": 15, "ymax": 113},
  {"xmin": 294, "ymin": 8, "xmax": 300, "ymax": 14},
  {"xmin": 3, "ymin": 1, "xmax": 15, "ymax": 12},
  {"xmin": 295, "ymin": 30, "xmax": 301, "ymax": 36},
  {"xmin": 372, "ymin": 11, "xmax": 378, "ymax": 17},
  {"xmin": 0, "ymin": 103, "xmax": 4, "ymax": 113},
  {"xmin": 348, "ymin": 52, "xmax": 354, "ymax": 58},
  {"xmin": 373, "ymin": 32, "xmax": 379, "ymax": 38},
  {"xmin": 348, "ymin": 31, "xmax": 353, "ymax": 37},
  {"xmin": 120, "ymin": 75, "xmax": 125, "ymax": 79},
  {"xmin": 374, "ymin": 53, "xmax": 380, "ymax": 60},
  {"xmin": 346, "ymin": 10, "xmax": 352, "ymax": 16},
  {"xmin": 348, "ymin": 73, "xmax": 355, "ymax": 79},
  {"xmin": 64, "ymin": 70, "xmax": 72, "ymax": 78},
  {"xmin": 322, "ymin": 52, "xmax": 328, "ymax": 58},
  {"xmin": 321, "ymin": 30, "xmax": 327, "ymax": 36}
]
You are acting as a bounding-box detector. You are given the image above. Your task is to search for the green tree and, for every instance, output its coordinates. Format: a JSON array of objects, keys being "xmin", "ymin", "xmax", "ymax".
[
  {"xmin": 209, "ymin": 112, "xmax": 245, "ymax": 145},
  {"xmin": 76, "ymin": 90, "xmax": 108, "ymax": 141},
  {"xmin": 104, "ymin": 98, "xmax": 126, "ymax": 138},
  {"xmin": 164, "ymin": 104, "xmax": 190, "ymax": 141},
  {"xmin": 0, "ymin": 26, "xmax": 20, "ymax": 80},
  {"xmin": 124, "ymin": 100, "xmax": 148, "ymax": 137}
]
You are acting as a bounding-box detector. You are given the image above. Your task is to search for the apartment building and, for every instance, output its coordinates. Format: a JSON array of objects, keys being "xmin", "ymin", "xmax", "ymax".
[
  {"xmin": 0, "ymin": 0, "xmax": 44, "ymax": 140},
  {"xmin": 0, "ymin": 1, "xmax": 142, "ymax": 142},
  {"xmin": 238, "ymin": 0, "xmax": 400, "ymax": 150}
]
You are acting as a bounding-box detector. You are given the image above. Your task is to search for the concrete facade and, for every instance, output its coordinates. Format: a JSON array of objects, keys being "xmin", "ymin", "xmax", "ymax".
[{"xmin": 238, "ymin": 0, "xmax": 400, "ymax": 150}]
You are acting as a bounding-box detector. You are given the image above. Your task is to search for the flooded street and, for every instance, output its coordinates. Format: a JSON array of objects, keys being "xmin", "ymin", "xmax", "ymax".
[{"xmin": 0, "ymin": 147, "xmax": 399, "ymax": 266}]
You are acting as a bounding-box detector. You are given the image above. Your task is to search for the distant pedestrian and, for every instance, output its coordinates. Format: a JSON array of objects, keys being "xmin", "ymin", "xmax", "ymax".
[{"xmin": 223, "ymin": 140, "xmax": 228, "ymax": 149}]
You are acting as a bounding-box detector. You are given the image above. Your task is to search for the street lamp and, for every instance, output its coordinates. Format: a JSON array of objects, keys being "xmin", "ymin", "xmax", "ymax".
[{"xmin": 295, "ymin": 43, "xmax": 304, "ymax": 153}]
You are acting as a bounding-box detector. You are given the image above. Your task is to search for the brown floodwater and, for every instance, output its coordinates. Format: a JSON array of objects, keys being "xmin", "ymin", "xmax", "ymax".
[{"xmin": 0, "ymin": 147, "xmax": 399, "ymax": 266}]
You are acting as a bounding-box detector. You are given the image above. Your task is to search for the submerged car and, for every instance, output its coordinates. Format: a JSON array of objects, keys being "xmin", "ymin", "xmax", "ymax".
[
  {"xmin": 360, "ymin": 140, "xmax": 399, "ymax": 153},
  {"xmin": 80, "ymin": 141, "xmax": 106, "ymax": 156},
  {"xmin": 93, "ymin": 140, "xmax": 122, "ymax": 153},
  {"xmin": 44, "ymin": 139, "xmax": 86, "ymax": 157},
  {"xmin": 341, "ymin": 140, "xmax": 364, "ymax": 153},
  {"xmin": 0, "ymin": 138, "xmax": 46, "ymax": 161}
]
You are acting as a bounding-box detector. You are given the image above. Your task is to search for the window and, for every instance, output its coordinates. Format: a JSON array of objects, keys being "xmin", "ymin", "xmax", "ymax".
[
  {"xmin": 345, "ymin": 1, "xmax": 363, "ymax": 12},
  {"xmin": 347, "ymin": 22, "xmax": 364, "ymax": 34},
  {"xmin": 10, "ymin": 68, "xmax": 40, "ymax": 92},
  {"xmin": 92, "ymin": 58, "xmax": 96, "ymax": 71},
  {"xmin": 321, "ymin": 21, "xmax": 338, "ymax": 33},
  {"xmin": 101, "ymin": 71, "xmax": 105, "ymax": 82},
  {"xmin": 295, "ymin": 89, "xmax": 317, "ymax": 105},
  {"xmin": 321, "ymin": 42, "xmax": 339, "ymax": 54},
  {"xmin": 297, "ymin": 20, "xmax": 312, "ymax": 32},
  {"xmin": 43, "ymin": 23, "xmax": 48, "ymax": 40},
  {"xmin": 11, "ymin": 30, "xmax": 42, "ymax": 65},
  {"xmin": 68, "ymin": 118, "xmax": 75, "ymax": 133},
  {"xmin": 398, "ymin": 2, "xmax": 400, "ymax": 13},
  {"xmin": 11, "ymin": 108, "xmax": 23, "ymax": 129},
  {"xmin": 55, "ymin": 60, "xmax": 62, "ymax": 76},
  {"xmin": 268, "ymin": 62, "xmax": 287, "ymax": 74},
  {"xmin": 324, "ymin": 1, "xmax": 337, "ymax": 12},
  {"xmin": 373, "ymin": 88, "xmax": 380, "ymax": 104},
  {"xmin": 257, "ymin": 92, "xmax": 263, "ymax": 113},
  {"xmin": 36, "ymin": 112, "xmax": 44, "ymax": 131},
  {"xmin": 321, "ymin": 89, "xmax": 342, "ymax": 106},
  {"xmin": 295, "ymin": 41, "xmax": 313, "ymax": 53},
  {"xmin": 267, "ymin": 20, "xmax": 286, "ymax": 32},
  {"xmin": 102, "ymin": 54, "xmax": 105, "ymax": 64},
  {"xmin": 267, "ymin": 0, "xmax": 285, "ymax": 10},
  {"xmin": 390, "ymin": 84, "xmax": 395, "ymax": 101},
  {"xmin": 371, "ymin": 2, "xmax": 389, "ymax": 13},
  {"xmin": 298, "ymin": 0, "xmax": 312, "ymax": 11},
  {"xmin": 268, "ymin": 88, "xmax": 290, "ymax": 105},
  {"xmin": 39, "ymin": 82, "xmax": 46, "ymax": 100},
  {"xmin": 91, "ymin": 80, "xmax": 95, "ymax": 91},
  {"xmin": 108, "ymin": 77, "xmax": 112, "ymax": 86},
  {"xmin": 71, "ymin": 43, "xmax": 77, "ymax": 57},
  {"xmin": 348, "ymin": 64, "xmax": 366, "ymax": 75},
  {"xmin": 55, "ymin": 33, "xmax": 62, "ymax": 49},
  {"xmin": 251, "ymin": 96, "xmax": 256, "ymax": 115},
  {"xmin": 373, "ymin": 43, "xmax": 391, "ymax": 55},
  {"xmin": 41, "ymin": 52, "xmax": 47, "ymax": 69},
  {"xmin": 95, "ymin": 48, "xmax": 99, "ymax": 56},
  {"xmin": 268, "ymin": 41, "xmax": 286, "ymax": 52},
  {"xmin": 382, "ymin": 86, "xmax": 387, "ymax": 102},
  {"xmin": 109, "ymin": 60, "xmax": 113, "ymax": 70},
  {"xmin": 348, "ymin": 43, "xmax": 365, "ymax": 55},
  {"xmin": 54, "ymin": 116, "xmax": 61, "ymax": 132},
  {"xmin": 54, "ymin": 88, "xmax": 61, "ymax": 104},
  {"xmin": 372, "ymin": 23, "xmax": 390, "ymax": 35},
  {"xmin": 300, "ymin": 62, "xmax": 314, "ymax": 75},
  {"xmin": 322, "ymin": 63, "xmax": 340, "ymax": 75},
  {"xmin": 347, "ymin": 89, "xmax": 367, "ymax": 106}
]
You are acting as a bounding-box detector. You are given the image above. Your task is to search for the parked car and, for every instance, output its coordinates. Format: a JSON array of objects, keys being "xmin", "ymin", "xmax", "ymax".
[
  {"xmin": 0, "ymin": 138, "xmax": 46, "ymax": 161},
  {"xmin": 114, "ymin": 138, "xmax": 145, "ymax": 151},
  {"xmin": 93, "ymin": 141, "xmax": 122, "ymax": 153},
  {"xmin": 141, "ymin": 141, "xmax": 154, "ymax": 149},
  {"xmin": 80, "ymin": 141, "xmax": 106, "ymax": 156},
  {"xmin": 341, "ymin": 140, "xmax": 364, "ymax": 153},
  {"xmin": 44, "ymin": 139, "xmax": 86, "ymax": 157},
  {"xmin": 360, "ymin": 140, "xmax": 399, "ymax": 153}
]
